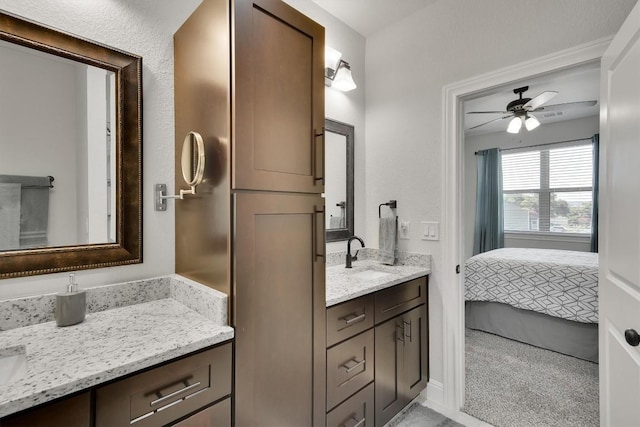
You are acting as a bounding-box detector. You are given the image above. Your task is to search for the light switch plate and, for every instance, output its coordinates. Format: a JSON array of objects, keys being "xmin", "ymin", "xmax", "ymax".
[
  {"xmin": 421, "ymin": 221, "xmax": 439, "ymax": 241},
  {"xmin": 399, "ymin": 221, "xmax": 411, "ymax": 239}
]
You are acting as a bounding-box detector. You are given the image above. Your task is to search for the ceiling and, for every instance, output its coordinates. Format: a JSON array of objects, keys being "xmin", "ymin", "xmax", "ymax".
[
  {"xmin": 464, "ymin": 63, "xmax": 600, "ymax": 136},
  {"xmin": 310, "ymin": 1, "xmax": 600, "ymax": 136},
  {"xmin": 312, "ymin": 0, "xmax": 436, "ymax": 37}
]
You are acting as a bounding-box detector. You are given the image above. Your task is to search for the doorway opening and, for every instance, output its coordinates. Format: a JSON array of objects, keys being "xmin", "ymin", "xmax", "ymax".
[
  {"xmin": 440, "ymin": 36, "xmax": 611, "ymax": 420},
  {"xmin": 460, "ymin": 63, "xmax": 600, "ymax": 426}
]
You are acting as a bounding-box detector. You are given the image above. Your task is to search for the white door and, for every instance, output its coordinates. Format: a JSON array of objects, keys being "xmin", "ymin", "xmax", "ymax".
[{"xmin": 600, "ymin": 3, "xmax": 640, "ymax": 426}]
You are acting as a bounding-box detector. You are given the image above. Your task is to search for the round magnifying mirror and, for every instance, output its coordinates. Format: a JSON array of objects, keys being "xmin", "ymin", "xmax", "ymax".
[{"xmin": 181, "ymin": 131, "xmax": 205, "ymax": 188}]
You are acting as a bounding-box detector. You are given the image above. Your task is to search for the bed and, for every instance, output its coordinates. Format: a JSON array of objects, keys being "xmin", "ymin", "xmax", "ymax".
[{"xmin": 464, "ymin": 248, "xmax": 599, "ymax": 362}]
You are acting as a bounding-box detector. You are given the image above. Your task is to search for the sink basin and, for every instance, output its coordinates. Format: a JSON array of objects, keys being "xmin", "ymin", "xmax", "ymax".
[
  {"xmin": 0, "ymin": 345, "xmax": 27, "ymax": 386},
  {"xmin": 351, "ymin": 269, "xmax": 392, "ymax": 280}
]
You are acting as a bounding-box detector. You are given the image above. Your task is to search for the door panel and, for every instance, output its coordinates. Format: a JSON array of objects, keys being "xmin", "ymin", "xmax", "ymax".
[
  {"xmin": 599, "ymin": 3, "xmax": 640, "ymax": 424},
  {"xmin": 374, "ymin": 317, "xmax": 405, "ymax": 427},
  {"xmin": 233, "ymin": 0, "xmax": 325, "ymax": 193},
  {"xmin": 403, "ymin": 305, "xmax": 429, "ymax": 400},
  {"xmin": 234, "ymin": 192, "xmax": 325, "ymax": 427}
]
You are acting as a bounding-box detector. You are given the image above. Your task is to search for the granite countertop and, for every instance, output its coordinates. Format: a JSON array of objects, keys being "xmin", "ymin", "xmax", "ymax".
[
  {"xmin": 0, "ymin": 275, "xmax": 234, "ymax": 418},
  {"xmin": 326, "ymin": 250, "xmax": 431, "ymax": 307}
]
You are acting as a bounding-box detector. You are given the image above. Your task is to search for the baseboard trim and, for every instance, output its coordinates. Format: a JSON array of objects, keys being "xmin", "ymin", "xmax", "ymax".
[{"xmin": 419, "ymin": 379, "xmax": 444, "ymax": 407}]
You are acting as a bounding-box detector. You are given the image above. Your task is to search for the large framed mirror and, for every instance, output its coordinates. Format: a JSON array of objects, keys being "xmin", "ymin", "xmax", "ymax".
[
  {"xmin": 325, "ymin": 119, "xmax": 354, "ymax": 242},
  {"xmin": 0, "ymin": 11, "xmax": 142, "ymax": 278}
]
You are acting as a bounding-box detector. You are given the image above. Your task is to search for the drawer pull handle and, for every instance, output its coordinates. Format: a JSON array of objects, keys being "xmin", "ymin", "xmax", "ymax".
[
  {"xmin": 343, "ymin": 313, "xmax": 366, "ymax": 325},
  {"xmin": 343, "ymin": 358, "xmax": 366, "ymax": 374},
  {"xmin": 341, "ymin": 416, "xmax": 366, "ymax": 427},
  {"xmin": 150, "ymin": 380, "xmax": 201, "ymax": 407}
]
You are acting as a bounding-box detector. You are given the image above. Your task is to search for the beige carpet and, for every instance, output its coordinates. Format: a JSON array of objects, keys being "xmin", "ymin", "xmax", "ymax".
[{"xmin": 464, "ymin": 328, "xmax": 599, "ymax": 427}]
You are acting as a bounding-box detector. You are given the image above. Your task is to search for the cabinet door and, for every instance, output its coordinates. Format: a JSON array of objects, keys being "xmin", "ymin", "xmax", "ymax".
[
  {"xmin": 233, "ymin": 0, "xmax": 325, "ymax": 193},
  {"xmin": 374, "ymin": 315, "xmax": 406, "ymax": 427},
  {"xmin": 234, "ymin": 192, "xmax": 326, "ymax": 426},
  {"xmin": 403, "ymin": 305, "xmax": 428, "ymax": 401},
  {"xmin": 0, "ymin": 392, "xmax": 90, "ymax": 427},
  {"xmin": 374, "ymin": 305, "xmax": 429, "ymax": 427}
]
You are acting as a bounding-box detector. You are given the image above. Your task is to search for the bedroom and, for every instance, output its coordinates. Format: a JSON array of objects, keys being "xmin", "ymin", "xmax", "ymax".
[{"xmin": 462, "ymin": 63, "xmax": 600, "ymax": 426}]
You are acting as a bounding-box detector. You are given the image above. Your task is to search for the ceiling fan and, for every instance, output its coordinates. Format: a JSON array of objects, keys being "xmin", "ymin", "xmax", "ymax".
[{"xmin": 467, "ymin": 86, "xmax": 597, "ymax": 133}]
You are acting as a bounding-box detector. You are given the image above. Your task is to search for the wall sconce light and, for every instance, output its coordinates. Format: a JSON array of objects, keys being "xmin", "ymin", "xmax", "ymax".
[{"xmin": 325, "ymin": 46, "xmax": 357, "ymax": 92}]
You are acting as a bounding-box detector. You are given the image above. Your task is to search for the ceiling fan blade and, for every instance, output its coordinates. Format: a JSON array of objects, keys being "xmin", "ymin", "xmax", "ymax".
[
  {"xmin": 468, "ymin": 115, "xmax": 512, "ymax": 130},
  {"xmin": 531, "ymin": 100, "xmax": 598, "ymax": 113},
  {"xmin": 466, "ymin": 110, "xmax": 509, "ymax": 114},
  {"xmin": 523, "ymin": 91, "xmax": 558, "ymax": 110}
]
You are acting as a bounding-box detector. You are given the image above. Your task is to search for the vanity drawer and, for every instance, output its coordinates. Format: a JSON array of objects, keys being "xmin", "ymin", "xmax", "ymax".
[
  {"xmin": 374, "ymin": 277, "xmax": 427, "ymax": 325},
  {"xmin": 327, "ymin": 329, "xmax": 374, "ymax": 410},
  {"xmin": 327, "ymin": 294, "xmax": 375, "ymax": 347},
  {"xmin": 327, "ymin": 382, "xmax": 374, "ymax": 427},
  {"xmin": 95, "ymin": 342, "xmax": 232, "ymax": 427}
]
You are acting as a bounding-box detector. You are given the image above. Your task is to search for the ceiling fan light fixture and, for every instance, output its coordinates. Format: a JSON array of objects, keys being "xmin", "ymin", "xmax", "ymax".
[
  {"xmin": 507, "ymin": 116, "xmax": 523, "ymax": 134},
  {"xmin": 525, "ymin": 114, "xmax": 540, "ymax": 131}
]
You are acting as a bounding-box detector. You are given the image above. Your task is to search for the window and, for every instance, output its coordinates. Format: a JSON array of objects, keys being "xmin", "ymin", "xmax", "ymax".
[{"xmin": 502, "ymin": 141, "xmax": 593, "ymax": 234}]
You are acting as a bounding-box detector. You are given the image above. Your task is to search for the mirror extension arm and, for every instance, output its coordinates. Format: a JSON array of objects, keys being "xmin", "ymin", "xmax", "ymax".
[{"xmin": 155, "ymin": 131, "xmax": 206, "ymax": 211}]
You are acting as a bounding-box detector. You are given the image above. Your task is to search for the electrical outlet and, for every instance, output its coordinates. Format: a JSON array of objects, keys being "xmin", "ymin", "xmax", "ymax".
[
  {"xmin": 399, "ymin": 221, "xmax": 411, "ymax": 239},
  {"xmin": 420, "ymin": 221, "xmax": 439, "ymax": 241}
]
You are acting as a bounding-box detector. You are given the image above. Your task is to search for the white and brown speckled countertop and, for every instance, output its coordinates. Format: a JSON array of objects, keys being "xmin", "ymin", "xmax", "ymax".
[
  {"xmin": 0, "ymin": 275, "xmax": 233, "ymax": 418},
  {"xmin": 326, "ymin": 249, "xmax": 431, "ymax": 307}
]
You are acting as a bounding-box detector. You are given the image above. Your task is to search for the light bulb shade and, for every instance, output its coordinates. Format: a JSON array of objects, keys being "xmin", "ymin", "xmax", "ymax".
[
  {"xmin": 507, "ymin": 116, "xmax": 523, "ymax": 134},
  {"xmin": 325, "ymin": 46, "xmax": 342, "ymax": 70},
  {"xmin": 525, "ymin": 114, "xmax": 540, "ymax": 131},
  {"xmin": 332, "ymin": 64, "xmax": 357, "ymax": 92}
]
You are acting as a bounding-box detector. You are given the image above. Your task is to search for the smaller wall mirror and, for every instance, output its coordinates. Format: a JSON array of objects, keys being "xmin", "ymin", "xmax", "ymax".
[
  {"xmin": 180, "ymin": 131, "xmax": 205, "ymax": 194},
  {"xmin": 325, "ymin": 119, "xmax": 354, "ymax": 242}
]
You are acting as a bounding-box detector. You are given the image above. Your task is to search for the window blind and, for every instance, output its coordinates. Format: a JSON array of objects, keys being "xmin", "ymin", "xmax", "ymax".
[{"xmin": 502, "ymin": 140, "xmax": 593, "ymax": 234}]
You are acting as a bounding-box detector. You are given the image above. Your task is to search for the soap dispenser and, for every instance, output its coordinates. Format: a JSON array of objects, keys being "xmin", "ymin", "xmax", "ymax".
[{"xmin": 55, "ymin": 273, "xmax": 86, "ymax": 327}]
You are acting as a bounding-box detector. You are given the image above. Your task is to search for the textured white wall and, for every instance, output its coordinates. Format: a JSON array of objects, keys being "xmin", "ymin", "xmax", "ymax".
[
  {"xmin": 365, "ymin": 0, "xmax": 635, "ymax": 389},
  {"xmin": 464, "ymin": 115, "xmax": 600, "ymax": 258},
  {"xmin": 0, "ymin": 0, "xmax": 202, "ymax": 298},
  {"xmin": 283, "ymin": 0, "xmax": 367, "ymax": 252}
]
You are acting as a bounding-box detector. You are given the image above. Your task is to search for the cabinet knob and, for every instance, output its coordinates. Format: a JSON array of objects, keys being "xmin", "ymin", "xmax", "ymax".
[{"xmin": 625, "ymin": 329, "xmax": 640, "ymax": 347}]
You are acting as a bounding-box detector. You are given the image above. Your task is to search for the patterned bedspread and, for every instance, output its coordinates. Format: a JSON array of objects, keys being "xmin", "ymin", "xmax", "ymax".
[{"xmin": 465, "ymin": 248, "xmax": 599, "ymax": 323}]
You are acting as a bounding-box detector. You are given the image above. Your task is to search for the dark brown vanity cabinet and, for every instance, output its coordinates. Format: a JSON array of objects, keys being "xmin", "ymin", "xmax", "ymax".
[
  {"xmin": 95, "ymin": 343, "xmax": 232, "ymax": 427},
  {"xmin": 1, "ymin": 343, "xmax": 232, "ymax": 427},
  {"xmin": 325, "ymin": 277, "xmax": 429, "ymax": 427}
]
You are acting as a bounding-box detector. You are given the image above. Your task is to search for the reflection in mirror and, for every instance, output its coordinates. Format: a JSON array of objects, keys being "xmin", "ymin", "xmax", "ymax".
[
  {"xmin": 0, "ymin": 40, "xmax": 117, "ymax": 250},
  {"xmin": 325, "ymin": 119, "xmax": 354, "ymax": 242},
  {"xmin": 0, "ymin": 11, "xmax": 142, "ymax": 278}
]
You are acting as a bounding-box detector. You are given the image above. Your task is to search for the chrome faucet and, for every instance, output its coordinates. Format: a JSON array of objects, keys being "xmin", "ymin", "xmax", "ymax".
[{"xmin": 346, "ymin": 236, "xmax": 365, "ymax": 268}]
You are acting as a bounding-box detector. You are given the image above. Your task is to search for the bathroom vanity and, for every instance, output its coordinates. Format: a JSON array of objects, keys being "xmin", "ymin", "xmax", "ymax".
[
  {"xmin": 0, "ymin": 276, "xmax": 234, "ymax": 426},
  {"xmin": 325, "ymin": 253, "xmax": 431, "ymax": 427}
]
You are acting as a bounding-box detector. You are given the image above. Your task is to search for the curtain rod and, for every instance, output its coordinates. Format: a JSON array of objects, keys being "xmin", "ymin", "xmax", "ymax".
[{"xmin": 474, "ymin": 136, "xmax": 594, "ymax": 155}]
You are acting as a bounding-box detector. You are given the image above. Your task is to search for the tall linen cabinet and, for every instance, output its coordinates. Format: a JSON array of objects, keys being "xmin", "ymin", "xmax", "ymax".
[{"xmin": 174, "ymin": 0, "xmax": 326, "ymax": 426}]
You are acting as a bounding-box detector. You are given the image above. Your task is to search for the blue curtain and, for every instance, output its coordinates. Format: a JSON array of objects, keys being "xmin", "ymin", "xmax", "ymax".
[
  {"xmin": 591, "ymin": 134, "xmax": 599, "ymax": 253},
  {"xmin": 473, "ymin": 148, "xmax": 504, "ymax": 255}
]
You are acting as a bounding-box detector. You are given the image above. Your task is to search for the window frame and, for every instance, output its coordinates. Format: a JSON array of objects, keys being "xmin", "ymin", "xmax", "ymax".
[{"xmin": 501, "ymin": 140, "xmax": 594, "ymax": 237}]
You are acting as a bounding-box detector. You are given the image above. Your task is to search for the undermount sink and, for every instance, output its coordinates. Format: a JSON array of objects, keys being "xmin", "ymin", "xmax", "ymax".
[
  {"xmin": 0, "ymin": 346, "xmax": 27, "ymax": 386},
  {"xmin": 351, "ymin": 269, "xmax": 392, "ymax": 280}
]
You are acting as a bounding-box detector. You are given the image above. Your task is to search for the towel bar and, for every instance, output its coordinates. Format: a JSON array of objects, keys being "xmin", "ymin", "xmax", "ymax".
[{"xmin": 378, "ymin": 200, "xmax": 397, "ymax": 218}]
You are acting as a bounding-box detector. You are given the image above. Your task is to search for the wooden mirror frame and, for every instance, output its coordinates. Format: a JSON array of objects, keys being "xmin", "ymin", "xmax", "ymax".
[
  {"xmin": 0, "ymin": 11, "xmax": 142, "ymax": 278},
  {"xmin": 325, "ymin": 118, "xmax": 355, "ymax": 242}
]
